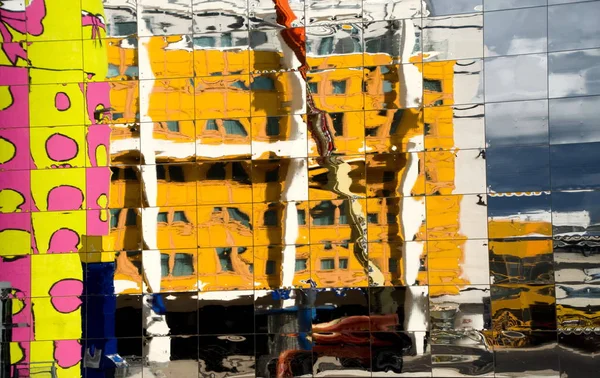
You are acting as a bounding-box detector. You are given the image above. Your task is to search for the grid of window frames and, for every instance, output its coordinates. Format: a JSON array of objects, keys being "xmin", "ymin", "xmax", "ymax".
[{"xmin": 1, "ymin": 0, "xmax": 599, "ymax": 377}]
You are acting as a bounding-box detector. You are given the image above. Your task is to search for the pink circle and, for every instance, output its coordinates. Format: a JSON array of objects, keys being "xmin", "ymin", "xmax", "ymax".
[
  {"xmin": 47, "ymin": 186, "xmax": 83, "ymax": 211},
  {"xmin": 54, "ymin": 340, "xmax": 82, "ymax": 368},
  {"xmin": 47, "ymin": 228, "xmax": 80, "ymax": 254},
  {"xmin": 55, "ymin": 92, "xmax": 70, "ymax": 111},
  {"xmin": 49, "ymin": 279, "xmax": 83, "ymax": 313},
  {"xmin": 46, "ymin": 133, "xmax": 78, "ymax": 162},
  {"xmin": 51, "ymin": 296, "xmax": 82, "ymax": 313}
]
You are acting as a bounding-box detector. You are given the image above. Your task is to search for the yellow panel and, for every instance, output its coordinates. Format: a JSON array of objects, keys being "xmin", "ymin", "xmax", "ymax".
[
  {"xmin": 30, "ymin": 210, "xmax": 86, "ymax": 255},
  {"xmin": 30, "ymin": 168, "xmax": 86, "ymax": 212},
  {"xmin": 31, "ymin": 254, "xmax": 83, "ymax": 297},
  {"xmin": 29, "ymin": 84, "xmax": 85, "ymax": 127}
]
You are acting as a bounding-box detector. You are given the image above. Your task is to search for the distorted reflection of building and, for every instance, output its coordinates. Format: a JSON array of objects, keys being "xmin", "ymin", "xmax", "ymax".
[
  {"xmin": 100, "ymin": 0, "xmax": 544, "ymax": 377},
  {"xmin": 105, "ymin": 20, "xmax": 440, "ymax": 293},
  {"xmin": 3, "ymin": 0, "xmax": 600, "ymax": 377}
]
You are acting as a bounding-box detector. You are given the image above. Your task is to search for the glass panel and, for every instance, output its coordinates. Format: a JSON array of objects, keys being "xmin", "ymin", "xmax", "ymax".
[
  {"xmin": 173, "ymin": 253, "xmax": 194, "ymax": 276},
  {"xmin": 110, "ymin": 209, "xmax": 121, "ymax": 229},
  {"xmin": 126, "ymin": 251, "xmax": 143, "ymax": 275},
  {"xmin": 265, "ymin": 168, "xmax": 279, "ymax": 183},
  {"xmin": 232, "ymin": 162, "xmax": 251, "ymax": 184},
  {"xmin": 166, "ymin": 121, "xmax": 180, "ymax": 132},
  {"xmin": 216, "ymin": 248, "xmax": 234, "ymax": 272},
  {"xmin": 484, "ymin": 7, "xmax": 547, "ymax": 57},
  {"xmin": 156, "ymin": 164, "xmax": 167, "ymax": 180},
  {"xmin": 331, "ymin": 112, "xmax": 344, "ymax": 135},
  {"xmin": 423, "ymin": 14, "xmax": 483, "ymax": 61},
  {"xmin": 107, "ymin": 64, "xmax": 120, "ymax": 78},
  {"xmin": 206, "ymin": 163, "xmax": 226, "ymax": 180},
  {"xmin": 338, "ymin": 202, "xmax": 348, "ymax": 225},
  {"xmin": 423, "ymin": 79, "xmax": 442, "ymax": 92},
  {"xmin": 549, "ymin": 95, "xmax": 600, "ymax": 145},
  {"xmin": 339, "ymin": 258, "xmax": 348, "ymax": 269},
  {"xmin": 124, "ymin": 167, "xmax": 137, "ymax": 180},
  {"xmin": 169, "ymin": 165, "xmax": 185, "ymax": 182},
  {"xmin": 318, "ymin": 36, "xmax": 334, "ymax": 55},
  {"xmin": 206, "ymin": 119, "xmax": 218, "ymax": 131},
  {"xmin": 551, "ymin": 143, "xmax": 600, "ymax": 190},
  {"xmin": 157, "ymin": 212, "xmax": 169, "ymax": 223},
  {"xmin": 486, "ymin": 146, "xmax": 550, "ymax": 193},
  {"xmin": 266, "ymin": 260, "xmax": 276, "ymax": 275},
  {"xmin": 364, "ymin": 19, "xmax": 421, "ymax": 64},
  {"xmin": 297, "ymin": 209, "xmax": 306, "ymax": 225},
  {"xmin": 251, "ymin": 76, "xmax": 275, "ymax": 91},
  {"xmin": 263, "ymin": 209, "xmax": 278, "ymax": 226},
  {"xmin": 332, "ymin": 80, "xmax": 347, "ymax": 94},
  {"xmin": 548, "ymin": 1, "xmax": 600, "ymax": 52},
  {"xmin": 389, "ymin": 258, "xmax": 398, "ymax": 272},
  {"xmin": 266, "ymin": 117, "xmax": 280, "ymax": 136},
  {"xmin": 311, "ymin": 201, "xmax": 336, "ymax": 226},
  {"xmin": 485, "ymin": 100, "xmax": 549, "ymax": 147},
  {"xmin": 488, "ymin": 193, "xmax": 552, "ymax": 239},
  {"xmin": 110, "ymin": 167, "xmax": 120, "ymax": 181},
  {"xmin": 553, "ymin": 190, "xmax": 600, "ymax": 283},
  {"xmin": 221, "ymin": 33, "xmax": 232, "ymax": 47},
  {"xmin": 161, "ymin": 254, "xmax": 170, "ymax": 277},
  {"xmin": 193, "ymin": 36, "xmax": 216, "ymax": 48},
  {"xmin": 126, "ymin": 208, "xmax": 138, "ymax": 226},
  {"xmin": 223, "ymin": 119, "xmax": 248, "ymax": 136},
  {"xmin": 320, "ymin": 259, "xmax": 335, "ymax": 270},
  {"xmin": 333, "ymin": 36, "xmax": 361, "ymax": 54},
  {"xmin": 111, "ymin": 21, "xmax": 137, "ymax": 37},
  {"xmin": 295, "ymin": 259, "xmax": 308, "ymax": 272},
  {"xmin": 549, "ymin": 48, "xmax": 600, "ymax": 98},
  {"xmin": 485, "ymin": 54, "xmax": 548, "ymax": 102},
  {"xmin": 173, "ymin": 211, "xmax": 190, "ymax": 223},
  {"xmin": 232, "ymin": 80, "xmax": 249, "ymax": 90},
  {"xmin": 227, "ymin": 207, "xmax": 252, "ymax": 229},
  {"xmin": 451, "ymin": 59, "xmax": 484, "ymax": 105}
]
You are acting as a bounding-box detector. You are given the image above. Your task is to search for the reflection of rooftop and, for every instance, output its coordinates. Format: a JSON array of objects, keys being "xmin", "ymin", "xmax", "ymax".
[
  {"xmin": 553, "ymin": 210, "xmax": 592, "ymax": 228},
  {"xmin": 488, "ymin": 210, "xmax": 551, "ymax": 223}
]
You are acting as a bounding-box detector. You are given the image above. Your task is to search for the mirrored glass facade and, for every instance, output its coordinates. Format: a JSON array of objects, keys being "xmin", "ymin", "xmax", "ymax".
[{"xmin": 0, "ymin": 0, "xmax": 599, "ymax": 377}]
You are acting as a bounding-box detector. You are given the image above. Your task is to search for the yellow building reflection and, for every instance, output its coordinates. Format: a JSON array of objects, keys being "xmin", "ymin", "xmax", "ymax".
[{"xmin": 104, "ymin": 31, "xmax": 474, "ymax": 297}]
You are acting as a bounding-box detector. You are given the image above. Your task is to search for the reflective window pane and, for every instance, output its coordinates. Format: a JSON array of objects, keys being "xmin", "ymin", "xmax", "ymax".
[
  {"xmin": 548, "ymin": 1, "xmax": 600, "ymax": 51},
  {"xmin": 487, "ymin": 146, "xmax": 550, "ymax": 193},
  {"xmin": 423, "ymin": 14, "xmax": 483, "ymax": 61},
  {"xmin": 484, "ymin": 6, "xmax": 547, "ymax": 57},
  {"xmin": 486, "ymin": 100, "xmax": 549, "ymax": 147},
  {"xmin": 488, "ymin": 193, "xmax": 552, "ymax": 239},
  {"xmin": 484, "ymin": 54, "xmax": 548, "ymax": 102},
  {"xmin": 551, "ymin": 143, "xmax": 600, "ymax": 190},
  {"xmin": 549, "ymin": 95, "xmax": 600, "ymax": 145},
  {"xmin": 549, "ymin": 48, "xmax": 600, "ymax": 98}
]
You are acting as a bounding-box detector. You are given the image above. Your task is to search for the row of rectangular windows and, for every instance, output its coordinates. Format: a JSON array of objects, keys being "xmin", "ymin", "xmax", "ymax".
[
  {"xmin": 131, "ymin": 250, "xmax": 397, "ymax": 277},
  {"xmin": 109, "ymin": 203, "xmax": 398, "ymax": 229},
  {"xmin": 112, "ymin": 106, "xmax": 409, "ymax": 140}
]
